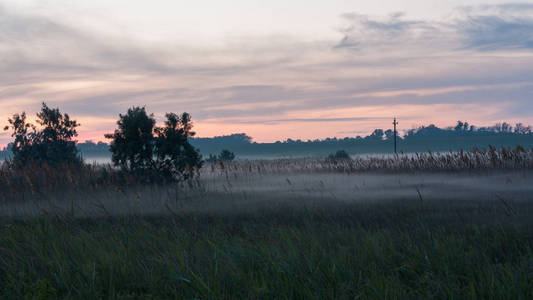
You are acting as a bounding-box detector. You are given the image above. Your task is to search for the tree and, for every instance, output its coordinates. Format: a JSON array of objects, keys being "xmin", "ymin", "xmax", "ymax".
[
  {"xmin": 105, "ymin": 107, "xmax": 156, "ymax": 172},
  {"xmin": 105, "ymin": 107, "xmax": 202, "ymax": 181},
  {"xmin": 515, "ymin": 123, "xmax": 531, "ymax": 135},
  {"xmin": 366, "ymin": 129, "xmax": 384, "ymax": 140},
  {"xmin": 4, "ymin": 112, "xmax": 33, "ymax": 163},
  {"xmin": 154, "ymin": 112, "xmax": 203, "ymax": 180},
  {"xmin": 501, "ymin": 122, "xmax": 512, "ymax": 133},
  {"xmin": 4, "ymin": 103, "xmax": 80, "ymax": 165},
  {"xmin": 384, "ymin": 129, "xmax": 395, "ymax": 140},
  {"xmin": 455, "ymin": 121, "xmax": 464, "ymax": 132},
  {"xmin": 454, "ymin": 121, "xmax": 470, "ymax": 132}
]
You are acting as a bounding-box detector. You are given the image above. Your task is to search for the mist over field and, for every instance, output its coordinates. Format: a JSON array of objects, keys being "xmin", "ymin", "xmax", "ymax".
[
  {"xmin": 2, "ymin": 154, "xmax": 533, "ymax": 298},
  {"xmin": 3, "ymin": 169, "xmax": 532, "ymax": 218}
]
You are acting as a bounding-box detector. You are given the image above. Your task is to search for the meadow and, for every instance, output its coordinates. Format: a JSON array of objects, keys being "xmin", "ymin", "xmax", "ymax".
[{"xmin": 0, "ymin": 148, "xmax": 533, "ymax": 299}]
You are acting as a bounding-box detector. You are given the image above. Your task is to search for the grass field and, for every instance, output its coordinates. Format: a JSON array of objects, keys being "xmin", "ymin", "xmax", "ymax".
[
  {"xmin": 1, "ymin": 150, "xmax": 532, "ymax": 299},
  {"xmin": 2, "ymin": 200, "xmax": 532, "ymax": 299}
]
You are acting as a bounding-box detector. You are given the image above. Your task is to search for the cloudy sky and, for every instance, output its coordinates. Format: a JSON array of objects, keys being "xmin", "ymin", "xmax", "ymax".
[{"xmin": 1, "ymin": 0, "xmax": 533, "ymax": 143}]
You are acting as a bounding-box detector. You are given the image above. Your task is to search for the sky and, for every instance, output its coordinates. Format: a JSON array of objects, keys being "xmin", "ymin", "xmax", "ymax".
[{"xmin": 1, "ymin": 0, "xmax": 533, "ymax": 144}]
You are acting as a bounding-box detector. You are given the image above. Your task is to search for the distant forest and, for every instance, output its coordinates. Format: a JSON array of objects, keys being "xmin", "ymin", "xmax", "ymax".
[{"xmin": 2, "ymin": 121, "xmax": 533, "ymax": 159}]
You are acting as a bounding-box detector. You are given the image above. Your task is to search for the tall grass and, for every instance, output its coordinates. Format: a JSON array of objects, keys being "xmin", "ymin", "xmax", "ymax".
[
  {"xmin": 1, "ymin": 146, "xmax": 532, "ymax": 215},
  {"xmin": 1, "ymin": 146, "xmax": 531, "ymax": 195},
  {"xmin": 1, "ymin": 199, "xmax": 532, "ymax": 299},
  {"xmin": 210, "ymin": 146, "xmax": 533, "ymax": 175}
]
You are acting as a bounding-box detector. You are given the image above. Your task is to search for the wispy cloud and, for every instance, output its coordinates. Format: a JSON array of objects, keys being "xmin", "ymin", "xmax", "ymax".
[
  {"xmin": 1, "ymin": 3, "xmax": 533, "ymax": 143},
  {"xmin": 336, "ymin": 12, "xmax": 445, "ymax": 51},
  {"xmin": 336, "ymin": 4, "xmax": 533, "ymax": 52},
  {"xmin": 456, "ymin": 4, "xmax": 533, "ymax": 50}
]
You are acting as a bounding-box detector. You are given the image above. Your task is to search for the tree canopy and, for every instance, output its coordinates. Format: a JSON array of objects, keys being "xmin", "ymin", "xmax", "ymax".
[
  {"xmin": 4, "ymin": 103, "xmax": 80, "ymax": 165},
  {"xmin": 105, "ymin": 107, "xmax": 203, "ymax": 181}
]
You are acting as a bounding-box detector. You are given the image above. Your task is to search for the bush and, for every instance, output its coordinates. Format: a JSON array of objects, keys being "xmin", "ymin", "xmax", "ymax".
[
  {"xmin": 328, "ymin": 150, "xmax": 351, "ymax": 161},
  {"xmin": 219, "ymin": 149, "xmax": 236, "ymax": 161},
  {"xmin": 105, "ymin": 107, "xmax": 203, "ymax": 181},
  {"xmin": 3, "ymin": 103, "xmax": 81, "ymax": 166},
  {"xmin": 206, "ymin": 150, "xmax": 236, "ymax": 163},
  {"xmin": 205, "ymin": 154, "xmax": 218, "ymax": 163}
]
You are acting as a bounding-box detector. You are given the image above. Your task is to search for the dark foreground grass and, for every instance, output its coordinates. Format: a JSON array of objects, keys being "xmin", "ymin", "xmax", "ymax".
[{"xmin": 1, "ymin": 200, "xmax": 532, "ymax": 299}]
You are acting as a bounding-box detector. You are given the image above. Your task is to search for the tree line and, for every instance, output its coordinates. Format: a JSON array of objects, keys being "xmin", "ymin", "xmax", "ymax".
[
  {"xmin": 3, "ymin": 104, "xmax": 533, "ymax": 163},
  {"xmin": 68, "ymin": 120, "xmax": 533, "ymax": 151}
]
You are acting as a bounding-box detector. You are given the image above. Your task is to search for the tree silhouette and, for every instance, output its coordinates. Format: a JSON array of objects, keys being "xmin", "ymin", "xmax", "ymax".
[
  {"xmin": 105, "ymin": 107, "xmax": 202, "ymax": 181},
  {"xmin": 384, "ymin": 129, "xmax": 395, "ymax": 140},
  {"xmin": 366, "ymin": 129, "xmax": 384, "ymax": 140},
  {"xmin": 4, "ymin": 103, "xmax": 80, "ymax": 165},
  {"xmin": 154, "ymin": 112, "xmax": 203, "ymax": 180},
  {"xmin": 105, "ymin": 107, "xmax": 156, "ymax": 172},
  {"xmin": 514, "ymin": 123, "xmax": 531, "ymax": 135}
]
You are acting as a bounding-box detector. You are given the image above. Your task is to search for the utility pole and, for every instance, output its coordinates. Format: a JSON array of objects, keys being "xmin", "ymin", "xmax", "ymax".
[{"xmin": 393, "ymin": 117, "xmax": 398, "ymax": 154}]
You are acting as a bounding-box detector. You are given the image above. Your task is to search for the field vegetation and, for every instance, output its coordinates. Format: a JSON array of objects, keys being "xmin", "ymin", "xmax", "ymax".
[
  {"xmin": 2, "ymin": 199, "xmax": 532, "ymax": 299},
  {"xmin": 1, "ymin": 146, "xmax": 533, "ymax": 206},
  {"xmin": 0, "ymin": 149, "xmax": 533, "ymax": 298}
]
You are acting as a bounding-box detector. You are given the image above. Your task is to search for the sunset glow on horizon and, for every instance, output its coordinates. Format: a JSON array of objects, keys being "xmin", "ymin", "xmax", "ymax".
[{"xmin": 2, "ymin": 1, "xmax": 533, "ymax": 145}]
